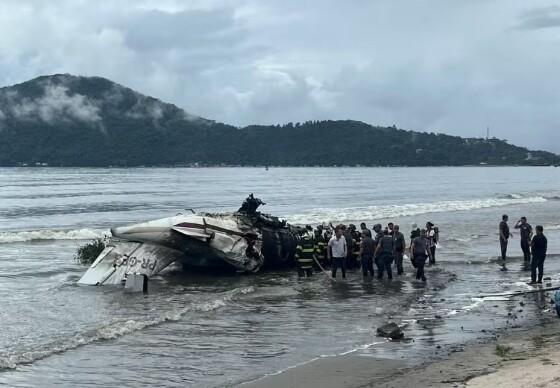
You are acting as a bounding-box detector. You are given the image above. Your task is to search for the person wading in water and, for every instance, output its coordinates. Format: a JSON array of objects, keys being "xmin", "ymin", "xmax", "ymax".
[
  {"xmin": 499, "ymin": 214, "xmax": 513, "ymax": 270},
  {"xmin": 515, "ymin": 217, "xmax": 533, "ymax": 264},
  {"xmin": 359, "ymin": 230, "xmax": 375, "ymax": 279},
  {"xmin": 530, "ymin": 225, "xmax": 548, "ymax": 284},
  {"xmin": 412, "ymin": 229, "xmax": 429, "ymax": 282},
  {"xmin": 328, "ymin": 226, "xmax": 347, "ymax": 279},
  {"xmin": 393, "ymin": 225, "xmax": 405, "ymax": 275},
  {"xmin": 375, "ymin": 230, "xmax": 395, "ymax": 280}
]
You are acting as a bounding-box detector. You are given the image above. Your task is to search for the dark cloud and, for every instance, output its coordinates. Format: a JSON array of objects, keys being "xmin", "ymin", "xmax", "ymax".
[
  {"xmin": 0, "ymin": 0, "xmax": 559, "ymax": 152},
  {"xmin": 517, "ymin": 6, "xmax": 560, "ymax": 30}
]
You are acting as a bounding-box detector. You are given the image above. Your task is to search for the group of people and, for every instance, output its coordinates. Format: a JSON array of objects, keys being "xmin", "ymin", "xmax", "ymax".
[
  {"xmin": 295, "ymin": 212, "xmax": 551, "ymax": 286},
  {"xmin": 295, "ymin": 221, "xmax": 439, "ymax": 282},
  {"xmin": 499, "ymin": 215, "xmax": 548, "ymax": 284}
]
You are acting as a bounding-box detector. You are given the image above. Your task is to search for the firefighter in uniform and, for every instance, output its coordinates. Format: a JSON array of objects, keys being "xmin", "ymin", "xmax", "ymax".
[
  {"xmin": 295, "ymin": 227, "xmax": 315, "ymax": 277},
  {"xmin": 314, "ymin": 225, "xmax": 327, "ymax": 268},
  {"xmin": 349, "ymin": 224, "xmax": 361, "ymax": 269}
]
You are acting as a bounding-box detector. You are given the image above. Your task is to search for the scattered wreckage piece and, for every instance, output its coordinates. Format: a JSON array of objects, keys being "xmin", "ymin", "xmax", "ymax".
[{"xmin": 376, "ymin": 322, "xmax": 404, "ymax": 340}]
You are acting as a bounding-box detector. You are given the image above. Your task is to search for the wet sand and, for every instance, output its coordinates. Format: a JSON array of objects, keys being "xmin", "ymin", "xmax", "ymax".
[
  {"xmin": 240, "ymin": 355, "xmax": 406, "ymax": 388},
  {"xmin": 240, "ymin": 310, "xmax": 560, "ymax": 388}
]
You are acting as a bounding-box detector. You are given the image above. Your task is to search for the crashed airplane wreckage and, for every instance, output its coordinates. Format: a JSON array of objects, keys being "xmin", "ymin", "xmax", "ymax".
[{"xmin": 78, "ymin": 195, "xmax": 301, "ymax": 286}]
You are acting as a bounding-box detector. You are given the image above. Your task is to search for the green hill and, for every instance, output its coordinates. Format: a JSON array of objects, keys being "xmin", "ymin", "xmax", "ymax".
[{"xmin": 0, "ymin": 74, "xmax": 558, "ymax": 167}]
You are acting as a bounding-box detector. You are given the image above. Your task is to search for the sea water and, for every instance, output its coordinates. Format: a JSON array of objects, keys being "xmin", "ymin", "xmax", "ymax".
[{"xmin": 0, "ymin": 167, "xmax": 559, "ymax": 387}]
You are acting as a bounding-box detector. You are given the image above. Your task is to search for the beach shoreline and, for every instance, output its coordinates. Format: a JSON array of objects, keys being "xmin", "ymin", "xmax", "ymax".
[{"xmin": 239, "ymin": 301, "xmax": 560, "ymax": 388}]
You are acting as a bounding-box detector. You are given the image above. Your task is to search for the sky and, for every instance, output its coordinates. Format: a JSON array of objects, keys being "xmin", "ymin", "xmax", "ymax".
[{"xmin": 0, "ymin": 0, "xmax": 559, "ymax": 152}]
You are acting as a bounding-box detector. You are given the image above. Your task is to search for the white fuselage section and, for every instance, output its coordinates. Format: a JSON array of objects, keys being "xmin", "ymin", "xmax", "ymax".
[{"xmin": 78, "ymin": 213, "xmax": 264, "ymax": 286}]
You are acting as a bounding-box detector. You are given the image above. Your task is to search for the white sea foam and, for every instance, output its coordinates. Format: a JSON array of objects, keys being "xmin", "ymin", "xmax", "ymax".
[
  {"xmin": 286, "ymin": 195, "xmax": 548, "ymax": 224},
  {"xmin": 462, "ymin": 298, "xmax": 484, "ymax": 311},
  {"xmin": 0, "ymin": 286, "xmax": 255, "ymax": 369},
  {"xmin": 0, "ymin": 228, "xmax": 108, "ymax": 244}
]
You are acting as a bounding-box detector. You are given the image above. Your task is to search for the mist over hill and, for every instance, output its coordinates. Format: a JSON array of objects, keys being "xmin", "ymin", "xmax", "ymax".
[{"xmin": 0, "ymin": 74, "xmax": 558, "ymax": 167}]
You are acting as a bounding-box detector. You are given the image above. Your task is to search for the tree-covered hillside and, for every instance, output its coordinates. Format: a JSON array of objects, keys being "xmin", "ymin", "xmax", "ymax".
[{"xmin": 0, "ymin": 74, "xmax": 558, "ymax": 167}]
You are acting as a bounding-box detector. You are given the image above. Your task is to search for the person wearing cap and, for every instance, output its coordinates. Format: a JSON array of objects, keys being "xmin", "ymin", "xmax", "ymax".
[
  {"xmin": 372, "ymin": 223, "xmax": 383, "ymax": 244},
  {"xmin": 515, "ymin": 217, "xmax": 533, "ymax": 263}
]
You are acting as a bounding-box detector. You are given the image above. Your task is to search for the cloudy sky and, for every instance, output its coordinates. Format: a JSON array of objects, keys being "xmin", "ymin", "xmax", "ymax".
[{"xmin": 0, "ymin": 0, "xmax": 559, "ymax": 152}]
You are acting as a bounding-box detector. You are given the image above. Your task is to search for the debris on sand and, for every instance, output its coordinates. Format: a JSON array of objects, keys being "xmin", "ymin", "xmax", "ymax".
[{"xmin": 377, "ymin": 322, "xmax": 404, "ymax": 340}]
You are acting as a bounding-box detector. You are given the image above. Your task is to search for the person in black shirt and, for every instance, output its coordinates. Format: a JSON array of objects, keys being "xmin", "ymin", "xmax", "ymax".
[
  {"xmin": 387, "ymin": 222, "xmax": 394, "ymax": 236},
  {"xmin": 341, "ymin": 225, "xmax": 355, "ymax": 269},
  {"xmin": 515, "ymin": 217, "xmax": 533, "ymax": 263},
  {"xmin": 375, "ymin": 230, "xmax": 395, "ymax": 280},
  {"xmin": 375, "ymin": 231, "xmax": 395, "ymax": 280},
  {"xmin": 499, "ymin": 214, "xmax": 513, "ymax": 268},
  {"xmin": 360, "ymin": 222, "xmax": 371, "ymax": 238},
  {"xmin": 372, "ymin": 224, "xmax": 383, "ymax": 273},
  {"xmin": 412, "ymin": 229, "xmax": 429, "ymax": 281},
  {"xmin": 530, "ymin": 225, "xmax": 548, "ymax": 284},
  {"xmin": 359, "ymin": 230, "xmax": 375, "ymax": 278},
  {"xmin": 393, "ymin": 225, "xmax": 406, "ymax": 275}
]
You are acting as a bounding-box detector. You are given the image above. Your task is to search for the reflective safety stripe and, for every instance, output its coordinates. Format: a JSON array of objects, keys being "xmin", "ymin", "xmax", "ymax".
[
  {"xmin": 298, "ymin": 259, "xmax": 314, "ymax": 263},
  {"xmin": 301, "ymin": 249, "xmax": 314, "ymax": 253}
]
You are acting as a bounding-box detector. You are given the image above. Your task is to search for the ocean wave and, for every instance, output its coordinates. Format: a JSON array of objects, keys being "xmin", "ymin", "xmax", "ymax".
[
  {"xmin": 498, "ymin": 193, "xmax": 525, "ymax": 200},
  {"xmin": 286, "ymin": 195, "xmax": 547, "ymax": 224},
  {"xmin": 446, "ymin": 233, "xmax": 488, "ymax": 244},
  {"xmin": 0, "ymin": 228, "xmax": 108, "ymax": 244},
  {"xmin": 0, "ymin": 286, "xmax": 255, "ymax": 370}
]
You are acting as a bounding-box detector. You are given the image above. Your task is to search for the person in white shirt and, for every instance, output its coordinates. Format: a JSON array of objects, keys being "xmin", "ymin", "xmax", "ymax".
[{"xmin": 328, "ymin": 226, "xmax": 347, "ymax": 279}]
